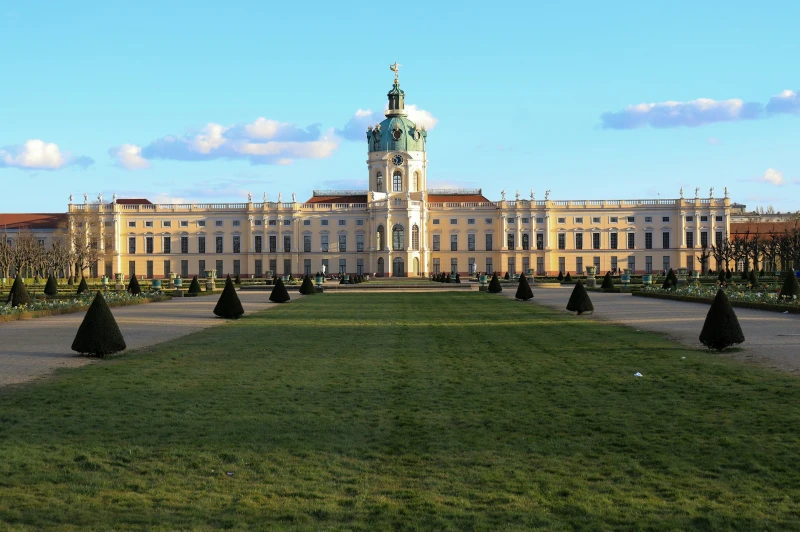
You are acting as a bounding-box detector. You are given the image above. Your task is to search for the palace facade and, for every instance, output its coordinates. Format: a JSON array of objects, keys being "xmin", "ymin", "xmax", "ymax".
[{"xmin": 4, "ymin": 71, "xmax": 733, "ymax": 279}]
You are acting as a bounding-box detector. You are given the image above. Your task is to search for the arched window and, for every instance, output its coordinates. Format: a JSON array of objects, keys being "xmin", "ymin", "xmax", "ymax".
[
  {"xmin": 376, "ymin": 225, "xmax": 385, "ymax": 250},
  {"xmin": 377, "ymin": 257, "xmax": 385, "ymax": 276},
  {"xmin": 413, "ymin": 171, "xmax": 420, "ymax": 191},
  {"xmin": 411, "ymin": 224, "xmax": 419, "ymax": 250},
  {"xmin": 393, "ymin": 170, "xmax": 402, "ymax": 192},
  {"xmin": 376, "ymin": 172, "xmax": 383, "ymax": 192},
  {"xmin": 392, "ymin": 224, "xmax": 405, "ymax": 251}
]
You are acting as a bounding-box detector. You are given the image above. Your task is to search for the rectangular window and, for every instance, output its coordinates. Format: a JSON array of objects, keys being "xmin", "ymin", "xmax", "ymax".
[
  {"xmin": 304, "ymin": 259, "xmax": 313, "ymax": 277},
  {"xmin": 507, "ymin": 217, "xmax": 515, "ymax": 224},
  {"xmin": 233, "ymin": 236, "xmax": 241, "ymax": 254},
  {"xmin": 611, "ymin": 256, "xmax": 618, "ymax": 272},
  {"xmin": 338, "ymin": 234, "xmax": 346, "ymax": 253},
  {"xmin": 356, "ymin": 234, "xmax": 364, "ymax": 252},
  {"xmin": 536, "ymin": 257, "xmax": 544, "ymax": 275},
  {"xmin": 592, "ymin": 217, "xmax": 600, "ymax": 224},
  {"xmin": 255, "ymin": 260, "xmax": 262, "ymax": 278},
  {"xmin": 284, "ymin": 259, "xmax": 291, "ymax": 276},
  {"xmin": 522, "ymin": 233, "xmax": 529, "ymax": 250},
  {"xmin": 629, "ymin": 233, "xmax": 636, "ymax": 249},
  {"xmin": 594, "ymin": 256, "xmax": 600, "ymax": 272},
  {"xmin": 536, "ymin": 233, "xmax": 544, "ymax": 250},
  {"xmin": 450, "ymin": 218, "xmax": 458, "ymax": 225},
  {"xmin": 303, "ymin": 220, "xmax": 310, "ymax": 226},
  {"xmin": 644, "ymin": 217, "xmax": 653, "ymax": 223},
  {"xmin": 255, "ymin": 219, "xmax": 263, "ymax": 226},
  {"xmin": 216, "ymin": 236, "xmax": 223, "ymax": 253},
  {"xmin": 233, "ymin": 260, "xmax": 241, "ymax": 276},
  {"xmin": 686, "ymin": 231, "xmax": 694, "ymax": 248},
  {"xmin": 592, "ymin": 233, "xmax": 600, "ymax": 250},
  {"xmin": 163, "ymin": 260, "xmax": 171, "ymax": 277},
  {"xmin": 628, "ymin": 255, "xmax": 636, "ymax": 273},
  {"xmin": 468, "ymin": 218, "xmax": 475, "ymax": 225},
  {"xmin": 198, "ymin": 220, "xmax": 206, "ymax": 227},
  {"xmin": 662, "ymin": 216, "xmax": 670, "ymax": 222},
  {"xmin": 339, "ymin": 219, "xmax": 346, "ymax": 226},
  {"xmin": 507, "ymin": 258, "xmax": 515, "ymax": 275},
  {"xmin": 233, "ymin": 220, "xmax": 240, "ymax": 227},
  {"xmin": 269, "ymin": 259, "xmax": 276, "ymax": 275},
  {"xmin": 575, "ymin": 233, "xmax": 583, "ymax": 250},
  {"xmin": 468, "ymin": 234, "xmax": 476, "ymax": 251},
  {"xmin": 145, "ymin": 221, "xmax": 153, "ymax": 228},
  {"xmin": 507, "ymin": 233, "xmax": 515, "ymax": 250},
  {"xmin": 303, "ymin": 235, "xmax": 311, "ymax": 252},
  {"xmin": 433, "ymin": 219, "xmax": 440, "ymax": 225},
  {"xmin": 146, "ymin": 236, "xmax": 154, "ymax": 254},
  {"xmin": 320, "ymin": 220, "xmax": 328, "ymax": 226},
  {"xmin": 181, "ymin": 236, "xmax": 189, "ymax": 254},
  {"xmin": 163, "ymin": 237, "xmax": 171, "ymax": 254},
  {"xmin": 627, "ymin": 216, "xmax": 635, "ymax": 223},
  {"xmin": 557, "ymin": 217, "xmax": 566, "ymax": 224},
  {"xmin": 701, "ymin": 231, "xmax": 708, "ymax": 248},
  {"xmin": 715, "ymin": 215, "xmax": 723, "ymax": 222},
  {"xmin": 574, "ymin": 217, "xmax": 583, "ymax": 224},
  {"xmin": 685, "ymin": 216, "xmax": 693, "ymax": 222},
  {"xmin": 283, "ymin": 219, "xmax": 291, "ymax": 226},
  {"xmin": 321, "ymin": 234, "xmax": 329, "ymax": 252},
  {"xmin": 450, "ymin": 234, "xmax": 458, "ymax": 251},
  {"xmin": 486, "ymin": 257, "xmax": 493, "ymax": 275},
  {"xmin": 522, "ymin": 217, "xmax": 530, "ymax": 224},
  {"xmin": 128, "ymin": 237, "xmax": 136, "ymax": 254},
  {"xmin": 269, "ymin": 219, "xmax": 277, "ymax": 226},
  {"xmin": 433, "ymin": 258, "xmax": 440, "ymax": 275},
  {"xmin": 644, "ymin": 233, "xmax": 652, "ymax": 249},
  {"xmin": 559, "ymin": 257, "xmax": 566, "ymax": 274},
  {"xmin": 356, "ymin": 258, "xmax": 364, "ymax": 275},
  {"xmin": 179, "ymin": 259, "xmax": 188, "ymax": 277},
  {"xmin": 338, "ymin": 259, "xmax": 346, "ymax": 275},
  {"xmin": 321, "ymin": 259, "xmax": 328, "ymax": 275},
  {"xmin": 255, "ymin": 235, "xmax": 263, "ymax": 253},
  {"xmin": 536, "ymin": 217, "xmax": 544, "ymax": 224},
  {"xmin": 662, "ymin": 232, "xmax": 670, "ymax": 249},
  {"xmin": 609, "ymin": 216, "xmax": 618, "ymax": 223},
  {"xmin": 468, "ymin": 257, "xmax": 476, "ymax": 275},
  {"xmin": 663, "ymin": 256, "xmax": 671, "ymax": 272},
  {"xmin": 701, "ymin": 215, "xmax": 708, "ymax": 222},
  {"xmin": 715, "ymin": 231, "xmax": 723, "ymax": 245},
  {"xmin": 180, "ymin": 220, "xmax": 189, "ymax": 227},
  {"xmin": 433, "ymin": 234, "xmax": 440, "ymax": 251},
  {"xmin": 199, "ymin": 259, "xmax": 205, "ymax": 276},
  {"xmin": 451, "ymin": 258, "xmax": 458, "ymax": 274},
  {"xmin": 270, "ymin": 235, "xmax": 277, "ymax": 253},
  {"xmin": 610, "ymin": 233, "xmax": 618, "ymax": 249},
  {"xmin": 485, "ymin": 233, "xmax": 492, "ymax": 251},
  {"xmin": 645, "ymin": 256, "xmax": 652, "ymax": 274},
  {"xmin": 558, "ymin": 233, "xmax": 566, "ymax": 250},
  {"xmin": 215, "ymin": 221, "xmax": 223, "ymax": 227},
  {"xmin": 128, "ymin": 221, "xmax": 136, "ymax": 228},
  {"xmin": 576, "ymin": 257, "xmax": 583, "ymax": 274},
  {"xmin": 284, "ymin": 236, "xmax": 291, "ymax": 252},
  {"xmin": 145, "ymin": 261, "xmax": 153, "ymax": 279},
  {"xmin": 199, "ymin": 236, "xmax": 206, "ymax": 254},
  {"xmin": 163, "ymin": 220, "xmax": 175, "ymax": 228},
  {"xmin": 485, "ymin": 218, "xmax": 493, "ymax": 224},
  {"xmin": 356, "ymin": 219, "xmax": 364, "ymax": 226}
]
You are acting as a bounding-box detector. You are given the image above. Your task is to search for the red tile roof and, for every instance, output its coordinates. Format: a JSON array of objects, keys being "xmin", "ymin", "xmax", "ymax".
[
  {"xmin": 0, "ymin": 213, "xmax": 67, "ymax": 230},
  {"xmin": 116, "ymin": 198, "xmax": 153, "ymax": 205},
  {"xmin": 731, "ymin": 221, "xmax": 799, "ymax": 237},
  {"xmin": 305, "ymin": 195, "xmax": 368, "ymax": 204},
  {"xmin": 428, "ymin": 194, "xmax": 491, "ymax": 203}
]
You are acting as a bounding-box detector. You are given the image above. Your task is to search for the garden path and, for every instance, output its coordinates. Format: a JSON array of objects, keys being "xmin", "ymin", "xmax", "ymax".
[
  {"xmin": 506, "ymin": 286, "xmax": 800, "ymax": 373},
  {"xmin": 0, "ymin": 292, "xmax": 296, "ymax": 388}
]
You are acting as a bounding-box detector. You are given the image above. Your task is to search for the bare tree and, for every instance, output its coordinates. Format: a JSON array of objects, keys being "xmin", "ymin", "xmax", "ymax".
[
  {"xmin": 696, "ymin": 244, "xmax": 712, "ymax": 274},
  {"xmin": 0, "ymin": 235, "xmax": 11, "ymax": 280},
  {"xmin": 62, "ymin": 208, "xmax": 105, "ymax": 278}
]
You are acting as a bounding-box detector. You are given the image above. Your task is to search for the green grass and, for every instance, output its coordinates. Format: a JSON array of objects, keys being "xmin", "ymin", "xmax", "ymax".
[{"xmin": 0, "ymin": 293, "xmax": 799, "ymax": 530}]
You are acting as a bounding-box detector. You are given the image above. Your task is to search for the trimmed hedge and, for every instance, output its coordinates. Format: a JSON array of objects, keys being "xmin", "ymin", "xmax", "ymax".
[{"xmin": 632, "ymin": 290, "xmax": 800, "ymax": 314}]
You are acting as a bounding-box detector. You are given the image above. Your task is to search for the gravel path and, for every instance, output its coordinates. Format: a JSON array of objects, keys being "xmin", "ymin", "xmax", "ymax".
[
  {"xmin": 0, "ymin": 292, "xmax": 294, "ymax": 388},
  {"xmin": 503, "ymin": 286, "xmax": 800, "ymax": 373}
]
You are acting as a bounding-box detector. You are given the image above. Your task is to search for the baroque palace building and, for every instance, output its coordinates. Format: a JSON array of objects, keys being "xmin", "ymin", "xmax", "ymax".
[{"xmin": 3, "ymin": 69, "xmax": 733, "ymax": 279}]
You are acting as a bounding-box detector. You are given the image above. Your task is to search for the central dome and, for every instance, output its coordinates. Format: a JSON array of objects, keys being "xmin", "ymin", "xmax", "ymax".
[{"xmin": 366, "ymin": 79, "xmax": 427, "ymax": 153}]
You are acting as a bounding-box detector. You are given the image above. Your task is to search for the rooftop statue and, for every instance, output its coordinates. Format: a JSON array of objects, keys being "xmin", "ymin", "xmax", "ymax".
[
  {"xmin": 501, "ymin": 188, "xmax": 506, "ymax": 201},
  {"xmin": 390, "ymin": 61, "xmax": 401, "ymax": 81}
]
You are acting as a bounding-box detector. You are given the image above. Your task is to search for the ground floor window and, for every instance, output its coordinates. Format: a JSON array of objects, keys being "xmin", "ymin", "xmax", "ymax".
[
  {"xmin": 269, "ymin": 259, "xmax": 276, "ymax": 277},
  {"xmin": 284, "ymin": 259, "xmax": 291, "ymax": 276},
  {"xmin": 610, "ymin": 256, "xmax": 617, "ymax": 273},
  {"xmin": 216, "ymin": 260, "xmax": 224, "ymax": 278},
  {"xmin": 146, "ymin": 260, "xmax": 153, "ymax": 279},
  {"xmin": 576, "ymin": 257, "xmax": 583, "ymax": 274},
  {"xmin": 687, "ymin": 256, "xmax": 694, "ymax": 272},
  {"xmin": 451, "ymin": 258, "xmax": 457, "ymax": 274},
  {"xmin": 558, "ymin": 257, "xmax": 565, "ymax": 274},
  {"xmin": 233, "ymin": 260, "xmax": 241, "ymax": 277},
  {"xmin": 433, "ymin": 258, "xmax": 440, "ymax": 275},
  {"xmin": 522, "ymin": 257, "xmax": 530, "ymax": 275},
  {"xmin": 486, "ymin": 258, "xmax": 493, "ymax": 275},
  {"xmin": 105, "ymin": 261, "xmax": 113, "ymax": 279},
  {"xmin": 357, "ymin": 259, "xmax": 364, "ymax": 275},
  {"xmin": 164, "ymin": 260, "xmax": 171, "ymax": 277},
  {"xmin": 255, "ymin": 260, "xmax": 262, "ymax": 278},
  {"xmin": 321, "ymin": 259, "xmax": 329, "ymax": 276},
  {"xmin": 663, "ymin": 256, "xmax": 671, "ymax": 273},
  {"xmin": 377, "ymin": 257, "xmax": 384, "ymax": 276},
  {"xmin": 129, "ymin": 260, "xmax": 136, "ymax": 279},
  {"xmin": 593, "ymin": 256, "xmax": 600, "ymax": 273},
  {"xmin": 304, "ymin": 259, "xmax": 312, "ymax": 276},
  {"xmin": 468, "ymin": 257, "xmax": 476, "ymax": 275},
  {"xmin": 339, "ymin": 259, "xmax": 346, "ymax": 275},
  {"xmin": 181, "ymin": 260, "xmax": 189, "ymax": 278},
  {"xmin": 199, "ymin": 260, "xmax": 205, "ymax": 276},
  {"xmin": 629, "ymin": 255, "xmax": 636, "ymax": 273},
  {"xmin": 645, "ymin": 256, "xmax": 653, "ymax": 274},
  {"xmin": 508, "ymin": 258, "xmax": 515, "ymax": 276},
  {"xmin": 537, "ymin": 257, "xmax": 544, "ymax": 275}
]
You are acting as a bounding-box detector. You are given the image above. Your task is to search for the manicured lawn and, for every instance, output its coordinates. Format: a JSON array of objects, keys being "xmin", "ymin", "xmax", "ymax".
[{"xmin": 0, "ymin": 293, "xmax": 798, "ymax": 530}]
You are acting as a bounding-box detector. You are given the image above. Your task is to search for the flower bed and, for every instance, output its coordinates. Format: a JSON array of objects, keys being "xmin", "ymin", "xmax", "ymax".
[
  {"xmin": 1, "ymin": 291, "xmax": 171, "ymax": 322},
  {"xmin": 633, "ymin": 284, "xmax": 800, "ymax": 314}
]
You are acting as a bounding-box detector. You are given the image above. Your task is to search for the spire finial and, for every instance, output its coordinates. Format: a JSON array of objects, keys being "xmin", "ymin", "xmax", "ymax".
[{"xmin": 390, "ymin": 61, "xmax": 401, "ymax": 82}]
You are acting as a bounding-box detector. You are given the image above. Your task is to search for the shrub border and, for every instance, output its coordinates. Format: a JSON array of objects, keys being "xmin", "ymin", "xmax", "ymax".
[
  {"xmin": 0, "ymin": 295, "xmax": 173, "ymax": 323},
  {"xmin": 631, "ymin": 290, "xmax": 800, "ymax": 314}
]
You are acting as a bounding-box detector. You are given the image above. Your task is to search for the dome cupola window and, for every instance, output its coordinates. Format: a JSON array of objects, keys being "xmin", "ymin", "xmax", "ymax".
[{"xmin": 393, "ymin": 170, "xmax": 402, "ymax": 192}]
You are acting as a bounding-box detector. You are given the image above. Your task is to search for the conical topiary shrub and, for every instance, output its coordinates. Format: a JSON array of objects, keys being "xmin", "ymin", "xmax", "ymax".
[
  {"xmin": 718, "ymin": 270, "xmax": 726, "ymax": 282},
  {"xmin": 127, "ymin": 276, "xmax": 141, "ymax": 295},
  {"xmin": 5, "ymin": 273, "xmax": 31, "ymax": 307},
  {"xmin": 77, "ymin": 276, "xmax": 89, "ymax": 295},
  {"xmin": 515, "ymin": 273, "xmax": 533, "ymax": 300},
  {"xmin": 299, "ymin": 275, "xmax": 315, "ymax": 295},
  {"xmin": 557, "ymin": 271, "xmax": 564, "ymax": 282},
  {"xmin": 188, "ymin": 275, "xmax": 201, "ymax": 294},
  {"xmin": 566, "ymin": 280, "xmax": 594, "ymax": 315},
  {"xmin": 564, "ymin": 272, "xmax": 573, "ymax": 283},
  {"xmin": 270, "ymin": 277, "xmax": 291, "ymax": 303},
  {"xmin": 488, "ymin": 273, "xmax": 503, "ymax": 293},
  {"xmin": 725, "ymin": 270, "xmax": 732, "ymax": 280},
  {"xmin": 748, "ymin": 269, "xmax": 758, "ymax": 287},
  {"xmin": 44, "ymin": 273, "xmax": 58, "ymax": 296},
  {"xmin": 699, "ymin": 288, "xmax": 745, "ymax": 350},
  {"xmin": 662, "ymin": 268, "xmax": 677, "ymax": 290},
  {"xmin": 504, "ymin": 272, "xmax": 511, "ymax": 280},
  {"xmin": 601, "ymin": 272, "xmax": 614, "ymax": 290},
  {"xmin": 71, "ymin": 291, "xmax": 126, "ymax": 357},
  {"xmin": 213, "ymin": 275, "xmax": 245, "ymax": 318},
  {"xmin": 234, "ymin": 273, "xmax": 241, "ymax": 285},
  {"xmin": 779, "ymin": 272, "xmax": 800, "ymax": 301}
]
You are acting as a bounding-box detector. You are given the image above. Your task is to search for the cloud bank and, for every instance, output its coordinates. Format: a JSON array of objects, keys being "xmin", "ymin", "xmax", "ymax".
[
  {"xmin": 602, "ymin": 89, "xmax": 800, "ymax": 129},
  {"xmin": 0, "ymin": 139, "xmax": 93, "ymax": 170}
]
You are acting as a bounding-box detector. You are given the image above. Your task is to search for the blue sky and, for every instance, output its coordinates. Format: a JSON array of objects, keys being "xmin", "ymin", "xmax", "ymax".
[{"xmin": 1, "ymin": 1, "xmax": 799, "ymax": 212}]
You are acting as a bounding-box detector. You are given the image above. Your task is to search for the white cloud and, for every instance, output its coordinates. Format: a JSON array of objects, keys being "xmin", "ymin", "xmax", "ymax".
[
  {"xmin": 109, "ymin": 144, "xmax": 150, "ymax": 170},
  {"xmin": 759, "ymin": 168, "xmax": 786, "ymax": 186},
  {"xmin": 0, "ymin": 139, "xmax": 93, "ymax": 170},
  {"xmin": 337, "ymin": 105, "xmax": 438, "ymax": 141},
  {"xmin": 405, "ymin": 104, "xmax": 438, "ymax": 130},
  {"xmin": 765, "ymin": 89, "xmax": 800, "ymax": 115},
  {"xmin": 601, "ymin": 97, "xmax": 763, "ymax": 129}
]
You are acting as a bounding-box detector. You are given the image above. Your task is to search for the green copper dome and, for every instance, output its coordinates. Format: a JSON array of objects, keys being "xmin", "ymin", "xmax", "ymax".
[{"xmin": 366, "ymin": 80, "xmax": 427, "ymax": 153}]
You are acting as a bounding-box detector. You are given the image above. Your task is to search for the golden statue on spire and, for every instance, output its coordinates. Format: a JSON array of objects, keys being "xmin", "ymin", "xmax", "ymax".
[{"xmin": 390, "ymin": 62, "xmax": 401, "ymax": 82}]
